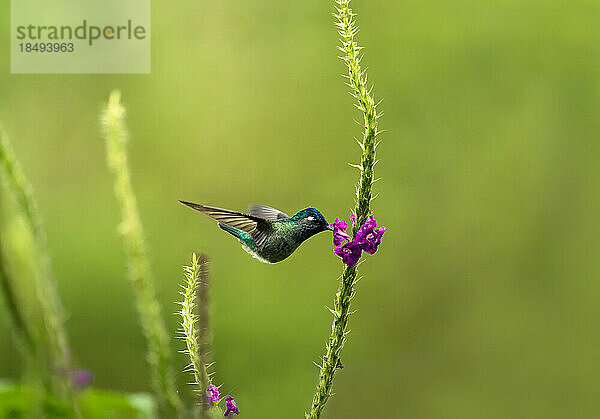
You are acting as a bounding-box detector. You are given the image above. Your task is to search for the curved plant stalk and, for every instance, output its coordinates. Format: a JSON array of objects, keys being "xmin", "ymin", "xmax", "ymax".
[
  {"xmin": 0, "ymin": 231, "xmax": 35, "ymax": 349},
  {"xmin": 0, "ymin": 124, "xmax": 73, "ymax": 400},
  {"xmin": 307, "ymin": 0, "xmax": 381, "ymax": 417},
  {"xmin": 178, "ymin": 253, "xmax": 222, "ymax": 418},
  {"xmin": 196, "ymin": 254, "xmax": 212, "ymax": 365},
  {"xmin": 102, "ymin": 92, "xmax": 184, "ymax": 417}
]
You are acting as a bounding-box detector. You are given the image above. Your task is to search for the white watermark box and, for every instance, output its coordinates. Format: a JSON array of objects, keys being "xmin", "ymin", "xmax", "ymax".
[{"xmin": 11, "ymin": 0, "xmax": 150, "ymax": 73}]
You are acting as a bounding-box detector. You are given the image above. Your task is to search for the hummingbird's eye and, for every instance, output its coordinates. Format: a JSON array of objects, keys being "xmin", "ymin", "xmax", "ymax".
[{"xmin": 307, "ymin": 216, "xmax": 315, "ymax": 221}]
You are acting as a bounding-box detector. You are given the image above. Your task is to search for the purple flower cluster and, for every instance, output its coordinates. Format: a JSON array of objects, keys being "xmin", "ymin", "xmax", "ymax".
[
  {"xmin": 332, "ymin": 213, "xmax": 386, "ymax": 265},
  {"xmin": 224, "ymin": 394, "xmax": 240, "ymax": 416},
  {"xmin": 206, "ymin": 384, "xmax": 219, "ymax": 403},
  {"xmin": 205, "ymin": 384, "xmax": 239, "ymax": 415},
  {"xmin": 356, "ymin": 214, "xmax": 386, "ymax": 254}
]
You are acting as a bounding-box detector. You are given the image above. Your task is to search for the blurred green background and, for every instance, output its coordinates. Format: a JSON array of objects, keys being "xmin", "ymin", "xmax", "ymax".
[{"xmin": 1, "ymin": 0, "xmax": 600, "ymax": 417}]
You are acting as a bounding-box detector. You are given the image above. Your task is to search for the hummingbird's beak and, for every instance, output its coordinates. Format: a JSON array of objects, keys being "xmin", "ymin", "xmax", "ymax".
[{"xmin": 327, "ymin": 225, "xmax": 334, "ymax": 231}]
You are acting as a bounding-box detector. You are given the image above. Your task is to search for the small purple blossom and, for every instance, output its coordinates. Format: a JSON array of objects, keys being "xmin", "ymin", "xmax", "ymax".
[
  {"xmin": 224, "ymin": 395, "xmax": 239, "ymax": 416},
  {"xmin": 70, "ymin": 370, "xmax": 93, "ymax": 390},
  {"xmin": 333, "ymin": 240, "xmax": 363, "ymax": 265},
  {"xmin": 355, "ymin": 214, "xmax": 386, "ymax": 254},
  {"xmin": 207, "ymin": 384, "xmax": 219, "ymax": 403},
  {"xmin": 332, "ymin": 216, "xmax": 347, "ymax": 231},
  {"xmin": 331, "ymin": 217, "xmax": 351, "ymax": 246}
]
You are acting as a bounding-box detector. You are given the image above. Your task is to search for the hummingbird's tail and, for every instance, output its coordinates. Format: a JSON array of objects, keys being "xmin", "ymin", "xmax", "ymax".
[
  {"xmin": 218, "ymin": 223, "xmax": 244, "ymax": 239},
  {"xmin": 180, "ymin": 200, "xmax": 261, "ymax": 250}
]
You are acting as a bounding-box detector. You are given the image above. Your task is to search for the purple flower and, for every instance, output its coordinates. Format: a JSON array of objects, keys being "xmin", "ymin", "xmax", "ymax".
[
  {"xmin": 224, "ymin": 395, "xmax": 239, "ymax": 416},
  {"xmin": 332, "ymin": 216, "xmax": 347, "ymax": 231},
  {"xmin": 356, "ymin": 215, "xmax": 386, "ymax": 255},
  {"xmin": 70, "ymin": 370, "xmax": 93, "ymax": 390},
  {"xmin": 207, "ymin": 384, "xmax": 219, "ymax": 403},
  {"xmin": 331, "ymin": 216, "xmax": 351, "ymax": 246},
  {"xmin": 333, "ymin": 240, "xmax": 363, "ymax": 265}
]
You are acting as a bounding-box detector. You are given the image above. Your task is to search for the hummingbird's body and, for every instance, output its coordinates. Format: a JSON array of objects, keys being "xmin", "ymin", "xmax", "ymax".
[{"xmin": 180, "ymin": 202, "xmax": 333, "ymax": 263}]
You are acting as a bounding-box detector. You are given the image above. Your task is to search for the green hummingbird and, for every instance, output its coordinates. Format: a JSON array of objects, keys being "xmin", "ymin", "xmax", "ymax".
[{"xmin": 179, "ymin": 201, "xmax": 334, "ymax": 263}]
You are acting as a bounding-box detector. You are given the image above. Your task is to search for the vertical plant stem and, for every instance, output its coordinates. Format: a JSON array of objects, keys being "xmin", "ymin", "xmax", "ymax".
[
  {"xmin": 102, "ymin": 91, "xmax": 184, "ymax": 417},
  {"xmin": 0, "ymin": 231, "xmax": 35, "ymax": 350},
  {"xmin": 307, "ymin": 0, "xmax": 381, "ymax": 417},
  {"xmin": 180, "ymin": 254, "xmax": 210, "ymax": 398},
  {"xmin": 196, "ymin": 254, "xmax": 211, "ymax": 364},
  {"xmin": 0, "ymin": 233, "xmax": 45, "ymax": 417},
  {"xmin": 179, "ymin": 253, "xmax": 222, "ymax": 418},
  {"xmin": 0, "ymin": 124, "xmax": 72, "ymax": 399}
]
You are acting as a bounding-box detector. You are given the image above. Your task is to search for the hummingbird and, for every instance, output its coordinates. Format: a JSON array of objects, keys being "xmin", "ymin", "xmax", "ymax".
[{"xmin": 179, "ymin": 201, "xmax": 334, "ymax": 263}]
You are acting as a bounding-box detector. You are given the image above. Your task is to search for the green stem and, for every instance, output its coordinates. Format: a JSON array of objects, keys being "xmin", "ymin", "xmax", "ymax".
[
  {"xmin": 196, "ymin": 254, "xmax": 212, "ymax": 365},
  {"xmin": 180, "ymin": 255, "xmax": 210, "ymax": 398},
  {"xmin": 102, "ymin": 91, "xmax": 184, "ymax": 417},
  {"xmin": 0, "ymin": 124, "xmax": 73, "ymax": 400},
  {"xmin": 0, "ymin": 233, "xmax": 35, "ymax": 350},
  {"xmin": 307, "ymin": 1, "xmax": 380, "ymax": 417},
  {"xmin": 179, "ymin": 253, "xmax": 222, "ymax": 418}
]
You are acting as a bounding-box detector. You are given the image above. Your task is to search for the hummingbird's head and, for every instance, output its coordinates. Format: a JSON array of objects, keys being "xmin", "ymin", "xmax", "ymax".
[{"xmin": 293, "ymin": 207, "xmax": 333, "ymax": 235}]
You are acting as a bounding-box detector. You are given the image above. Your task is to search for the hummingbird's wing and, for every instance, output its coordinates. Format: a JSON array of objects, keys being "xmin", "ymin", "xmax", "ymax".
[
  {"xmin": 180, "ymin": 201, "xmax": 272, "ymax": 246},
  {"xmin": 248, "ymin": 205, "xmax": 289, "ymax": 220}
]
